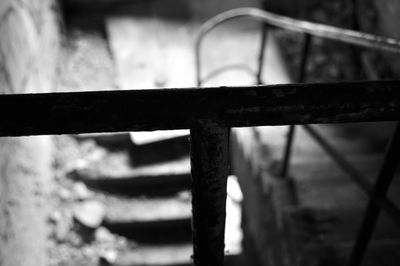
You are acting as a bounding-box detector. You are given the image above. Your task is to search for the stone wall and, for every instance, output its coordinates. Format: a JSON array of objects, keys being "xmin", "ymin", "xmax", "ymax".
[
  {"xmin": 0, "ymin": 0, "xmax": 60, "ymax": 265},
  {"xmin": 231, "ymin": 128, "xmax": 296, "ymax": 266}
]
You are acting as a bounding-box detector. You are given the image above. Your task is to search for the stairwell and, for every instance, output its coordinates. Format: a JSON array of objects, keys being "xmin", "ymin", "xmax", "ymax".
[
  {"xmin": 53, "ymin": 1, "xmax": 250, "ymax": 265},
  {"xmin": 51, "ymin": 1, "xmax": 400, "ymax": 265},
  {"xmin": 66, "ymin": 130, "xmax": 243, "ymax": 266}
]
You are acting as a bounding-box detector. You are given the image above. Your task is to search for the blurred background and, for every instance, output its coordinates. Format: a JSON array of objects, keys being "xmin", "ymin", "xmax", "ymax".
[{"xmin": 1, "ymin": 0, "xmax": 400, "ymax": 265}]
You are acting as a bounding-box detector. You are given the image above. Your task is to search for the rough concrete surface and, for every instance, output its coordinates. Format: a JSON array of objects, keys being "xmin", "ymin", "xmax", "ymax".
[
  {"xmin": 0, "ymin": 137, "xmax": 52, "ymax": 266},
  {"xmin": 0, "ymin": 0, "xmax": 60, "ymax": 265}
]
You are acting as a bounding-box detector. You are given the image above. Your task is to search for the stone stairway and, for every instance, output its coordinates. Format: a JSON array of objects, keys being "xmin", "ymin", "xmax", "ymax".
[
  {"xmin": 58, "ymin": 3, "xmax": 252, "ymax": 264},
  {"xmin": 232, "ymin": 122, "xmax": 400, "ymax": 266},
  {"xmin": 70, "ymin": 132, "xmax": 192, "ymax": 265},
  {"xmin": 282, "ymin": 124, "xmax": 400, "ymax": 265},
  {"xmin": 57, "ymin": 1, "xmax": 400, "ymax": 265},
  {"xmin": 66, "ymin": 131, "xmax": 243, "ymax": 265}
]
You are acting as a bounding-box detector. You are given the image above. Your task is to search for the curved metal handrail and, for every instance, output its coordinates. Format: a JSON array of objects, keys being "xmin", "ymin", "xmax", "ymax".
[{"xmin": 195, "ymin": 7, "xmax": 400, "ymax": 85}]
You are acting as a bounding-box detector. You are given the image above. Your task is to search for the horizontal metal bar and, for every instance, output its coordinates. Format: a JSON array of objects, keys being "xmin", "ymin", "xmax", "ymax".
[
  {"xmin": 1, "ymin": 80, "xmax": 400, "ymax": 136},
  {"xmin": 303, "ymin": 124, "xmax": 400, "ymax": 226}
]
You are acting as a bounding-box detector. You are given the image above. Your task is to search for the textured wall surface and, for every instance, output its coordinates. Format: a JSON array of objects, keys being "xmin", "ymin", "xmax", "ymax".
[
  {"xmin": 0, "ymin": 0, "xmax": 59, "ymax": 265},
  {"xmin": 231, "ymin": 128, "xmax": 296, "ymax": 266}
]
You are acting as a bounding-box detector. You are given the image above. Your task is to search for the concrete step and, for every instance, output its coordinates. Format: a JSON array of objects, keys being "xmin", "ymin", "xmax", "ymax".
[
  {"xmin": 290, "ymin": 153, "xmax": 400, "ymax": 209},
  {"xmin": 334, "ymin": 240, "xmax": 400, "ymax": 266},
  {"xmin": 75, "ymin": 132, "xmax": 132, "ymax": 150},
  {"xmin": 283, "ymin": 207, "xmax": 400, "ymax": 266},
  {"xmin": 283, "ymin": 153, "xmax": 400, "ymax": 261},
  {"xmin": 69, "ymin": 157, "xmax": 191, "ymax": 196},
  {"xmin": 252, "ymin": 124, "xmax": 392, "ymax": 172},
  {"xmin": 283, "ymin": 219, "xmax": 400, "ymax": 266},
  {"xmin": 129, "ymin": 133, "xmax": 190, "ymax": 166},
  {"xmin": 101, "ymin": 176, "xmax": 243, "ymax": 245},
  {"xmin": 292, "ymin": 124, "xmax": 388, "ymax": 158},
  {"xmin": 298, "ymin": 123, "xmax": 394, "ymax": 155},
  {"xmin": 102, "ymin": 244, "xmax": 243, "ymax": 266},
  {"xmin": 232, "ymin": 126, "xmax": 400, "ymax": 266},
  {"xmin": 64, "ymin": 0, "xmax": 193, "ymax": 29},
  {"xmin": 284, "ymin": 206, "xmax": 400, "ymax": 245},
  {"xmin": 327, "ymin": 122, "xmax": 395, "ymax": 153},
  {"xmin": 104, "ymin": 216, "xmax": 191, "ymax": 244},
  {"xmin": 75, "ymin": 131, "xmax": 190, "ymax": 165},
  {"xmin": 105, "ymin": 244, "xmax": 193, "ymax": 266},
  {"xmin": 105, "ymin": 194, "xmax": 191, "ymax": 223},
  {"xmin": 103, "ymin": 195, "xmax": 192, "ymax": 243},
  {"xmin": 129, "ymin": 130, "xmax": 189, "ymax": 146}
]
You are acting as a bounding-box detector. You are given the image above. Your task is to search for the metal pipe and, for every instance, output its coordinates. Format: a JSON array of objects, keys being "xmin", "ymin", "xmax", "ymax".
[
  {"xmin": 195, "ymin": 8, "xmax": 400, "ymax": 65},
  {"xmin": 190, "ymin": 120, "xmax": 230, "ymax": 266},
  {"xmin": 349, "ymin": 0, "xmax": 364, "ymax": 79},
  {"xmin": 256, "ymin": 23, "xmax": 269, "ymax": 85},
  {"xmin": 281, "ymin": 125, "xmax": 296, "ymax": 178},
  {"xmin": 195, "ymin": 6, "xmax": 398, "ymax": 87},
  {"xmin": 195, "ymin": 44, "xmax": 202, "ymax": 87},
  {"xmin": 280, "ymin": 34, "xmax": 312, "ymax": 178},
  {"xmin": 2, "ymin": 81, "xmax": 400, "ymax": 136},
  {"xmin": 351, "ymin": 0, "xmax": 360, "ymax": 31},
  {"xmin": 297, "ymin": 34, "xmax": 311, "ymax": 83},
  {"xmin": 348, "ymin": 122, "xmax": 400, "ymax": 266}
]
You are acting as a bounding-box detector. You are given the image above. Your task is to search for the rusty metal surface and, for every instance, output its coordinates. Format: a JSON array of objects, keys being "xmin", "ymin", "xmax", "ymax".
[
  {"xmin": 190, "ymin": 121, "xmax": 229, "ymax": 266},
  {"xmin": 1, "ymin": 80, "xmax": 400, "ymax": 136}
]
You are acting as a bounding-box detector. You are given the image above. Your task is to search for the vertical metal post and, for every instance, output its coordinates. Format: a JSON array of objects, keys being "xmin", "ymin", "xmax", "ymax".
[
  {"xmin": 351, "ymin": 0, "xmax": 360, "ymax": 31},
  {"xmin": 348, "ymin": 122, "xmax": 400, "ymax": 266},
  {"xmin": 296, "ymin": 34, "xmax": 311, "ymax": 84},
  {"xmin": 190, "ymin": 120, "xmax": 230, "ymax": 266},
  {"xmin": 256, "ymin": 23, "xmax": 269, "ymax": 85},
  {"xmin": 257, "ymin": 0, "xmax": 270, "ymax": 85},
  {"xmin": 351, "ymin": 0, "xmax": 360, "ymax": 32},
  {"xmin": 280, "ymin": 125, "xmax": 296, "ymax": 178},
  {"xmin": 350, "ymin": 0, "xmax": 364, "ymax": 79},
  {"xmin": 280, "ymin": 33, "xmax": 311, "ymax": 178}
]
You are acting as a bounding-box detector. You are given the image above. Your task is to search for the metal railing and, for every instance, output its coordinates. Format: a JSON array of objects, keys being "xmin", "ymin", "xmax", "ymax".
[
  {"xmin": 194, "ymin": 7, "xmax": 400, "ymax": 266},
  {"xmin": 2, "ymin": 82, "xmax": 400, "ymax": 266},
  {"xmin": 1, "ymin": 8, "xmax": 400, "ymax": 266},
  {"xmin": 195, "ymin": 8, "xmax": 400, "ymax": 87}
]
